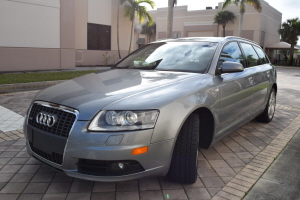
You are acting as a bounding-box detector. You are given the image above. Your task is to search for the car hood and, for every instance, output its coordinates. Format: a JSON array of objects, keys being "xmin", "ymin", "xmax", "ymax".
[{"xmin": 35, "ymin": 69, "xmax": 201, "ymax": 120}]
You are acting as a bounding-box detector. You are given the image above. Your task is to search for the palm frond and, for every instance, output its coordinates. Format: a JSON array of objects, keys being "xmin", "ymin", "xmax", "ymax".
[
  {"xmin": 222, "ymin": 0, "xmax": 233, "ymax": 9},
  {"xmin": 123, "ymin": 4, "xmax": 135, "ymax": 21},
  {"xmin": 137, "ymin": 0, "xmax": 155, "ymax": 9},
  {"xmin": 214, "ymin": 10, "xmax": 236, "ymax": 25},
  {"xmin": 246, "ymin": 0, "xmax": 262, "ymax": 12}
]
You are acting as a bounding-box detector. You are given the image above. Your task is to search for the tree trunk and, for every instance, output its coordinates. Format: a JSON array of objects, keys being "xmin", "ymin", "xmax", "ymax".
[
  {"xmin": 239, "ymin": 12, "xmax": 244, "ymax": 37},
  {"xmin": 128, "ymin": 17, "xmax": 135, "ymax": 54},
  {"xmin": 166, "ymin": 0, "xmax": 174, "ymax": 38},
  {"xmin": 223, "ymin": 25, "xmax": 226, "ymax": 37},
  {"xmin": 117, "ymin": 2, "xmax": 121, "ymax": 59},
  {"xmin": 289, "ymin": 45, "xmax": 295, "ymax": 65},
  {"xmin": 217, "ymin": 24, "xmax": 219, "ymax": 37}
]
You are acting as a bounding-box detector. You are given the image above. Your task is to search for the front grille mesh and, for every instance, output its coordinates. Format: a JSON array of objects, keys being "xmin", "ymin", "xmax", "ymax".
[
  {"xmin": 30, "ymin": 142, "xmax": 63, "ymax": 165},
  {"xmin": 28, "ymin": 103, "xmax": 76, "ymax": 138}
]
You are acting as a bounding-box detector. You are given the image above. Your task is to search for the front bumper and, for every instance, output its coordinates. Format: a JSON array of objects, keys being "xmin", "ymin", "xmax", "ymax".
[{"xmin": 25, "ymin": 120, "xmax": 176, "ymax": 182}]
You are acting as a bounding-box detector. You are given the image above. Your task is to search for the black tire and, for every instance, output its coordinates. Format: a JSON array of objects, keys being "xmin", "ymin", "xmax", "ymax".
[
  {"xmin": 256, "ymin": 88, "xmax": 276, "ymax": 123},
  {"xmin": 167, "ymin": 113, "xmax": 199, "ymax": 184}
]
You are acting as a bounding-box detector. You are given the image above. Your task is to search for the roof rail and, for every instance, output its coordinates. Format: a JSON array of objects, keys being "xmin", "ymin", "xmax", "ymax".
[{"xmin": 225, "ymin": 36, "xmax": 259, "ymax": 45}]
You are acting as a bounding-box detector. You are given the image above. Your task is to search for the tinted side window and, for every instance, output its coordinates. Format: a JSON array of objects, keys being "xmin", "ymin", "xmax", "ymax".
[
  {"xmin": 253, "ymin": 46, "xmax": 269, "ymax": 64},
  {"xmin": 219, "ymin": 42, "xmax": 246, "ymax": 67},
  {"xmin": 240, "ymin": 43, "xmax": 259, "ymax": 67}
]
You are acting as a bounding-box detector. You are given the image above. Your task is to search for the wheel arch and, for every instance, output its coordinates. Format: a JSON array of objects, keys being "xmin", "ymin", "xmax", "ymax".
[
  {"xmin": 272, "ymin": 83, "xmax": 277, "ymax": 93},
  {"xmin": 192, "ymin": 107, "xmax": 215, "ymax": 149}
]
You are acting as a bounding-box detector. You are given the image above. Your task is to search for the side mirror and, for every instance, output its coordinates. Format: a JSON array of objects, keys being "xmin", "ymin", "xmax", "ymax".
[{"xmin": 220, "ymin": 61, "xmax": 244, "ymax": 74}]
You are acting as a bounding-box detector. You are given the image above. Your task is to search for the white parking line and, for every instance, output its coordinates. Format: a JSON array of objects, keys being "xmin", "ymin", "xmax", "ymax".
[{"xmin": 0, "ymin": 105, "xmax": 24, "ymax": 132}]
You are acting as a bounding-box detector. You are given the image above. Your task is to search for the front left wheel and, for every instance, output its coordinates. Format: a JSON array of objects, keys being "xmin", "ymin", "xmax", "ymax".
[{"xmin": 167, "ymin": 113, "xmax": 199, "ymax": 184}]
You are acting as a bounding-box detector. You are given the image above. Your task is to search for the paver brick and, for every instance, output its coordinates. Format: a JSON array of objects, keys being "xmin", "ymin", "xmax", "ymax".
[
  {"xmin": 116, "ymin": 191, "xmax": 139, "ymax": 200},
  {"xmin": 140, "ymin": 190, "xmax": 164, "ymax": 200},
  {"xmin": 201, "ymin": 177, "xmax": 225, "ymax": 188},
  {"xmin": 139, "ymin": 179, "xmax": 161, "ymax": 191},
  {"xmin": 23, "ymin": 183, "xmax": 49, "ymax": 194},
  {"xmin": 216, "ymin": 191, "xmax": 241, "ymax": 200},
  {"xmin": 93, "ymin": 182, "xmax": 116, "ymax": 192},
  {"xmin": 222, "ymin": 186, "xmax": 245, "ymax": 198},
  {"xmin": 46, "ymin": 182, "xmax": 72, "ymax": 193},
  {"xmin": 66, "ymin": 193, "xmax": 91, "ymax": 200},
  {"xmin": 42, "ymin": 193, "xmax": 68, "ymax": 200},
  {"xmin": 226, "ymin": 182, "xmax": 249, "ymax": 192},
  {"xmin": 70, "ymin": 181, "xmax": 94, "ymax": 193},
  {"xmin": 162, "ymin": 189, "xmax": 188, "ymax": 200},
  {"xmin": 185, "ymin": 188, "xmax": 211, "ymax": 200},
  {"xmin": 18, "ymin": 194, "xmax": 43, "ymax": 200},
  {"xmin": 91, "ymin": 192, "xmax": 115, "ymax": 200}
]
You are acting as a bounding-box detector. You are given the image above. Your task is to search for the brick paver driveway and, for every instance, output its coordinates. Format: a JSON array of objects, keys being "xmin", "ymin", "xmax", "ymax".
[{"xmin": 0, "ymin": 67, "xmax": 300, "ymax": 200}]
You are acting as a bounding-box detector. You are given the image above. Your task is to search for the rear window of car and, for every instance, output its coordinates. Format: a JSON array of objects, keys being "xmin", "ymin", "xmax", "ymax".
[
  {"xmin": 253, "ymin": 46, "xmax": 269, "ymax": 64},
  {"xmin": 115, "ymin": 42, "xmax": 218, "ymax": 73}
]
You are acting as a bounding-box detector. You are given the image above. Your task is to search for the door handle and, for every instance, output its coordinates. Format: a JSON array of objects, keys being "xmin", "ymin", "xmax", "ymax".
[
  {"xmin": 266, "ymin": 71, "xmax": 270, "ymax": 77},
  {"xmin": 248, "ymin": 77, "xmax": 254, "ymax": 85}
]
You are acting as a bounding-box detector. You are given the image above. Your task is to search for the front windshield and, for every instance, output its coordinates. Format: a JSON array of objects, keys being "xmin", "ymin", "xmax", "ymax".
[{"xmin": 115, "ymin": 42, "xmax": 218, "ymax": 73}]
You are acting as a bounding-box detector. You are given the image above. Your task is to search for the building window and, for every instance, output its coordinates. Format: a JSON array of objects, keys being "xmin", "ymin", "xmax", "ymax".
[{"xmin": 87, "ymin": 23, "xmax": 111, "ymax": 50}]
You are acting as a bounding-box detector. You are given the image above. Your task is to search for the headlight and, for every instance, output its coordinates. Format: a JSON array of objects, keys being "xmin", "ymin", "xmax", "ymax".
[{"xmin": 88, "ymin": 110, "xmax": 159, "ymax": 131}]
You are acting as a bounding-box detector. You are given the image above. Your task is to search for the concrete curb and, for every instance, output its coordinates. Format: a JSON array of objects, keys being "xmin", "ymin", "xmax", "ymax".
[
  {"xmin": 212, "ymin": 111, "xmax": 300, "ymax": 200},
  {"xmin": 0, "ymin": 80, "xmax": 65, "ymax": 93}
]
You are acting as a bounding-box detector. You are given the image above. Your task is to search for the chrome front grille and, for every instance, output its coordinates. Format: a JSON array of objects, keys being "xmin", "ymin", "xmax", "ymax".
[{"xmin": 28, "ymin": 102, "xmax": 77, "ymax": 138}]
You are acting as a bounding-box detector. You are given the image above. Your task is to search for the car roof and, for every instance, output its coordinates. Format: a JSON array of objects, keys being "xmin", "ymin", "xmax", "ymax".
[{"xmin": 153, "ymin": 36, "xmax": 259, "ymax": 46}]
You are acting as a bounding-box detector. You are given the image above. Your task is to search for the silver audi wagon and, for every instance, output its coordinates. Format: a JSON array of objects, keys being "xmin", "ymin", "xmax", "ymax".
[{"xmin": 24, "ymin": 37, "xmax": 277, "ymax": 184}]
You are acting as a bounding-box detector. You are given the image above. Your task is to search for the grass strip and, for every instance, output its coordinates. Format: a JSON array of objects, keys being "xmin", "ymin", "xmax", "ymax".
[{"xmin": 0, "ymin": 70, "xmax": 99, "ymax": 85}]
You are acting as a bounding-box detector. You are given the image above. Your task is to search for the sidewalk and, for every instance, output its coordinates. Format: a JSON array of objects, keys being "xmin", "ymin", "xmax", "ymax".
[{"xmin": 244, "ymin": 128, "xmax": 300, "ymax": 200}]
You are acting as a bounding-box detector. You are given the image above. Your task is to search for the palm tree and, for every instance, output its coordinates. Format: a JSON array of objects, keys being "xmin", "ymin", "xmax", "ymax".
[
  {"xmin": 278, "ymin": 18, "xmax": 300, "ymax": 65},
  {"xmin": 214, "ymin": 11, "xmax": 236, "ymax": 37},
  {"xmin": 166, "ymin": 0, "xmax": 177, "ymax": 38},
  {"xmin": 117, "ymin": 0, "xmax": 128, "ymax": 59},
  {"xmin": 140, "ymin": 22, "xmax": 156, "ymax": 43},
  {"xmin": 222, "ymin": 0, "xmax": 262, "ymax": 37},
  {"xmin": 123, "ymin": 0, "xmax": 155, "ymax": 54}
]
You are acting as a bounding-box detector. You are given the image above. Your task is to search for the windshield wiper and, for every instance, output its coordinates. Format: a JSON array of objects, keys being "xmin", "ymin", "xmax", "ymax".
[{"xmin": 114, "ymin": 59, "xmax": 163, "ymax": 70}]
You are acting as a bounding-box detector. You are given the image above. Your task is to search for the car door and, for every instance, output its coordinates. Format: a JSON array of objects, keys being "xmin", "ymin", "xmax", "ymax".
[
  {"xmin": 252, "ymin": 45, "xmax": 273, "ymax": 114},
  {"xmin": 217, "ymin": 42, "xmax": 255, "ymax": 136},
  {"xmin": 239, "ymin": 43, "xmax": 270, "ymax": 116}
]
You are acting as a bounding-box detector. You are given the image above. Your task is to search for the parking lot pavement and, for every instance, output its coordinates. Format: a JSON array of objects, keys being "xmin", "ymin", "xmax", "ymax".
[{"xmin": 0, "ymin": 68, "xmax": 300, "ymax": 200}]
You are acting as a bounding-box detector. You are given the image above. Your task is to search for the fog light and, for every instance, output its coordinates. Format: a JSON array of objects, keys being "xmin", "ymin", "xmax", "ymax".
[
  {"xmin": 110, "ymin": 162, "xmax": 127, "ymax": 172},
  {"xmin": 118, "ymin": 163, "xmax": 124, "ymax": 169}
]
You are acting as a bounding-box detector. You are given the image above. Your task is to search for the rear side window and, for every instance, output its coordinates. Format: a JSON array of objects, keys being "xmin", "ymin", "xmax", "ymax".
[
  {"xmin": 219, "ymin": 42, "xmax": 246, "ymax": 67},
  {"xmin": 240, "ymin": 43, "xmax": 259, "ymax": 67},
  {"xmin": 253, "ymin": 46, "xmax": 269, "ymax": 64}
]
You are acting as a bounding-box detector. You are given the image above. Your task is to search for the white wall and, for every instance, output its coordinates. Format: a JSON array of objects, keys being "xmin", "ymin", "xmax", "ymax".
[
  {"xmin": 88, "ymin": 0, "xmax": 112, "ymax": 25},
  {"xmin": 0, "ymin": 0, "xmax": 60, "ymax": 48}
]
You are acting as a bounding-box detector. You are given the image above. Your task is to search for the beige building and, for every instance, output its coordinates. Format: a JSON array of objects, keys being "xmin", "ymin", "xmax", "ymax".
[
  {"xmin": 0, "ymin": 0, "xmax": 133, "ymax": 72},
  {"xmin": 0, "ymin": 0, "xmax": 282, "ymax": 72},
  {"xmin": 136, "ymin": 1, "xmax": 282, "ymax": 62}
]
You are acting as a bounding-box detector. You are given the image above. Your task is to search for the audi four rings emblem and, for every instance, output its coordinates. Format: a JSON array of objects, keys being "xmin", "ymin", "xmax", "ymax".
[{"xmin": 36, "ymin": 112, "xmax": 57, "ymax": 127}]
